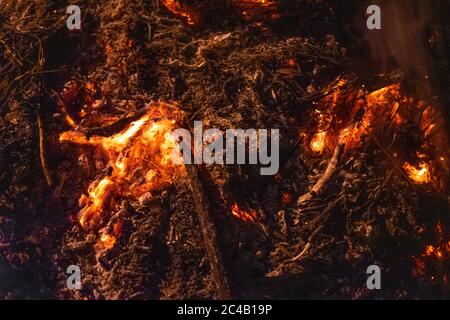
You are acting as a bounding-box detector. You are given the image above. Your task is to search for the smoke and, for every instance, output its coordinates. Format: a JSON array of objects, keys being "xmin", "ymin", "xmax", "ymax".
[{"xmin": 364, "ymin": 0, "xmax": 435, "ymax": 97}]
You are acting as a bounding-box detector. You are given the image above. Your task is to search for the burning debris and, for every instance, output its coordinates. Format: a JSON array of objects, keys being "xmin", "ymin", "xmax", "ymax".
[
  {"xmin": 161, "ymin": 0, "xmax": 201, "ymax": 25},
  {"xmin": 413, "ymin": 222, "xmax": 450, "ymax": 285},
  {"xmin": 160, "ymin": 0, "xmax": 279, "ymax": 26},
  {"xmin": 233, "ymin": 0, "xmax": 279, "ymax": 20},
  {"xmin": 230, "ymin": 203, "xmax": 258, "ymax": 223},
  {"xmin": 303, "ymin": 81, "xmax": 449, "ymax": 192},
  {"xmin": 403, "ymin": 161, "xmax": 431, "ymax": 185},
  {"xmin": 1, "ymin": 0, "xmax": 449, "ymax": 301},
  {"xmin": 59, "ymin": 102, "xmax": 184, "ymax": 246}
]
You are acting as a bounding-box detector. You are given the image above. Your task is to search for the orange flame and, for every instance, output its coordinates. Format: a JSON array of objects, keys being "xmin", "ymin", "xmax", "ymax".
[
  {"xmin": 60, "ymin": 102, "xmax": 183, "ymax": 246},
  {"xmin": 78, "ymin": 177, "xmax": 113, "ymax": 228}
]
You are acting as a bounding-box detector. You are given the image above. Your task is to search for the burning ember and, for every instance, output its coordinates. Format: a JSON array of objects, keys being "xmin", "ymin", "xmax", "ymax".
[
  {"xmin": 300, "ymin": 80, "xmax": 450, "ymax": 288},
  {"xmin": 234, "ymin": 0, "xmax": 279, "ymax": 20},
  {"xmin": 413, "ymin": 223, "xmax": 450, "ymax": 284},
  {"xmin": 220, "ymin": 189, "xmax": 259, "ymax": 223},
  {"xmin": 230, "ymin": 203, "xmax": 258, "ymax": 223},
  {"xmin": 305, "ymin": 81, "xmax": 449, "ymax": 189},
  {"xmin": 3, "ymin": 0, "xmax": 450, "ymax": 301},
  {"xmin": 160, "ymin": 0, "xmax": 278, "ymax": 25},
  {"xmin": 59, "ymin": 102, "xmax": 184, "ymax": 246},
  {"xmin": 403, "ymin": 161, "xmax": 430, "ymax": 184},
  {"xmin": 160, "ymin": 0, "xmax": 200, "ymax": 25},
  {"xmin": 310, "ymin": 131, "xmax": 327, "ymax": 154}
]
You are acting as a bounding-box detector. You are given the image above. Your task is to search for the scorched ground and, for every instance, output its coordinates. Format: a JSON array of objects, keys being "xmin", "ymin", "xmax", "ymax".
[{"xmin": 0, "ymin": 0, "xmax": 449, "ymax": 299}]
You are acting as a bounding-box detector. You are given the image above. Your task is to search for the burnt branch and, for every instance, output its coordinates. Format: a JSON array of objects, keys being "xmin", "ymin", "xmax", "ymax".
[
  {"xmin": 297, "ymin": 143, "xmax": 344, "ymax": 205},
  {"xmin": 185, "ymin": 164, "xmax": 233, "ymax": 299}
]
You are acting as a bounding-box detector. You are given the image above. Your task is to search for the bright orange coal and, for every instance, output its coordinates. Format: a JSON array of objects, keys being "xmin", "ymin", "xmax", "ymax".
[
  {"xmin": 60, "ymin": 102, "xmax": 183, "ymax": 247},
  {"xmin": 306, "ymin": 80, "xmax": 449, "ymax": 189},
  {"xmin": 403, "ymin": 161, "xmax": 430, "ymax": 184},
  {"xmin": 233, "ymin": 0, "xmax": 279, "ymax": 20},
  {"xmin": 310, "ymin": 131, "xmax": 327, "ymax": 154},
  {"xmin": 99, "ymin": 233, "xmax": 117, "ymax": 249},
  {"xmin": 161, "ymin": 0, "xmax": 200, "ymax": 25},
  {"xmin": 231, "ymin": 203, "xmax": 258, "ymax": 223}
]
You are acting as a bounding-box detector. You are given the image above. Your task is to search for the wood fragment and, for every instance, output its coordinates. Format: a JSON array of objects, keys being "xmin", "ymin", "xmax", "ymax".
[
  {"xmin": 86, "ymin": 105, "xmax": 154, "ymax": 137},
  {"xmin": 290, "ymin": 195, "xmax": 343, "ymax": 262},
  {"xmin": 361, "ymin": 124, "xmax": 413, "ymax": 185},
  {"xmin": 297, "ymin": 143, "xmax": 344, "ymax": 205},
  {"xmin": 289, "ymin": 225, "xmax": 324, "ymax": 262},
  {"xmin": 37, "ymin": 103, "xmax": 52, "ymax": 187},
  {"xmin": 185, "ymin": 164, "xmax": 233, "ymax": 299},
  {"xmin": 63, "ymin": 241, "xmax": 89, "ymax": 252}
]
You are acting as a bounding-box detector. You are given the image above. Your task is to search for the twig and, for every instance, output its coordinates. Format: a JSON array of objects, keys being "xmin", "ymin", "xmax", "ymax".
[
  {"xmin": 290, "ymin": 195, "xmax": 343, "ymax": 262},
  {"xmin": 297, "ymin": 143, "xmax": 344, "ymax": 205},
  {"xmin": 361, "ymin": 123, "xmax": 413, "ymax": 185},
  {"xmin": 290, "ymin": 225, "xmax": 323, "ymax": 262},
  {"xmin": 37, "ymin": 102, "xmax": 52, "ymax": 187}
]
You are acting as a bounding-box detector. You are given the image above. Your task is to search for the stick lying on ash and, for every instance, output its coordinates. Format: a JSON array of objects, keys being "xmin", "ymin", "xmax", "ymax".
[
  {"xmin": 185, "ymin": 164, "xmax": 233, "ymax": 300},
  {"xmin": 289, "ymin": 225, "xmax": 323, "ymax": 262},
  {"xmin": 37, "ymin": 100, "xmax": 53, "ymax": 187},
  {"xmin": 297, "ymin": 143, "xmax": 344, "ymax": 205},
  {"xmin": 290, "ymin": 195, "xmax": 343, "ymax": 262}
]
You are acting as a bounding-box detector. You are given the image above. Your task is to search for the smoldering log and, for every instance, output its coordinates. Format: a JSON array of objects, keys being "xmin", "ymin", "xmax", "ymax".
[{"xmin": 185, "ymin": 164, "xmax": 233, "ymax": 299}]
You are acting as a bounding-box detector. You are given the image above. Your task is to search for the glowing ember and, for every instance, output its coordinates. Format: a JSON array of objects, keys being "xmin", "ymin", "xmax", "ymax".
[
  {"xmin": 100, "ymin": 233, "xmax": 116, "ymax": 249},
  {"xmin": 161, "ymin": 0, "xmax": 200, "ymax": 25},
  {"xmin": 57, "ymin": 80, "xmax": 100, "ymax": 128},
  {"xmin": 64, "ymin": 115, "xmax": 77, "ymax": 128},
  {"xmin": 239, "ymin": 0, "xmax": 274, "ymax": 6},
  {"xmin": 413, "ymin": 222, "xmax": 450, "ymax": 283},
  {"xmin": 60, "ymin": 102, "xmax": 184, "ymax": 245},
  {"xmin": 230, "ymin": 203, "xmax": 257, "ymax": 223},
  {"xmin": 305, "ymin": 80, "xmax": 449, "ymax": 188},
  {"xmin": 235, "ymin": 0, "xmax": 276, "ymax": 8},
  {"xmin": 424, "ymin": 245, "xmax": 435, "ymax": 256},
  {"xmin": 310, "ymin": 131, "xmax": 326, "ymax": 154},
  {"xmin": 233, "ymin": 0, "xmax": 279, "ymax": 20},
  {"xmin": 281, "ymin": 191, "xmax": 293, "ymax": 204},
  {"xmin": 403, "ymin": 161, "xmax": 430, "ymax": 184},
  {"xmin": 79, "ymin": 177, "xmax": 113, "ymax": 228}
]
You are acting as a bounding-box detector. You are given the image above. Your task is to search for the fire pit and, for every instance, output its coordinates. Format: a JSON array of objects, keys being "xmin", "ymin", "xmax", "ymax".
[{"xmin": 0, "ymin": 0, "xmax": 449, "ymax": 300}]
